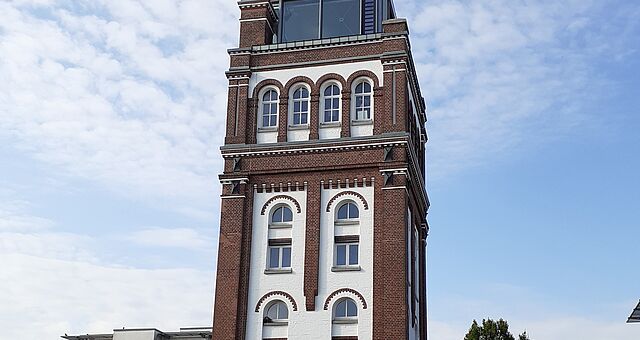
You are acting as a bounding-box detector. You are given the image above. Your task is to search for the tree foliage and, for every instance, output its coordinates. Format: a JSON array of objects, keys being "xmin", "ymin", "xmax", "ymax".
[{"xmin": 463, "ymin": 318, "xmax": 530, "ymax": 340}]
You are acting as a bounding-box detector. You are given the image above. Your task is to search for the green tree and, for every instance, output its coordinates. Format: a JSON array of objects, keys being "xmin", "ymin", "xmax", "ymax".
[{"xmin": 463, "ymin": 318, "xmax": 530, "ymax": 340}]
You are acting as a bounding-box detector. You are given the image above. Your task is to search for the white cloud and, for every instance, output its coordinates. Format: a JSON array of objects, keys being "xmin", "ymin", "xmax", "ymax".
[
  {"xmin": 0, "ymin": 0, "xmax": 237, "ymax": 217},
  {"xmin": 0, "ymin": 254, "xmax": 214, "ymax": 340},
  {"xmin": 394, "ymin": 0, "xmax": 634, "ymax": 178},
  {"xmin": 125, "ymin": 227, "xmax": 213, "ymax": 250},
  {"xmin": 0, "ymin": 199, "xmax": 55, "ymax": 231}
]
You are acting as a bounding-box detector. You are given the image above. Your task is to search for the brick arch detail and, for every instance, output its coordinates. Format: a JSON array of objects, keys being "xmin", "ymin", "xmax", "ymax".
[
  {"xmin": 326, "ymin": 191, "xmax": 369, "ymax": 213},
  {"xmin": 260, "ymin": 195, "xmax": 302, "ymax": 215},
  {"xmin": 314, "ymin": 73, "xmax": 348, "ymax": 93},
  {"xmin": 347, "ymin": 70, "xmax": 381, "ymax": 90},
  {"xmin": 323, "ymin": 288, "xmax": 368, "ymax": 310},
  {"xmin": 283, "ymin": 76, "xmax": 315, "ymax": 96},
  {"xmin": 253, "ymin": 79, "xmax": 284, "ymax": 99},
  {"xmin": 255, "ymin": 291, "xmax": 298, "ymax": 312}
]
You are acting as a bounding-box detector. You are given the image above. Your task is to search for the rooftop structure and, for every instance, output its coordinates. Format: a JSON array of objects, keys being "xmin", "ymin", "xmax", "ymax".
[{"xmin": 61, "ymin": 327, "xmax": 212, "ymax": 340}]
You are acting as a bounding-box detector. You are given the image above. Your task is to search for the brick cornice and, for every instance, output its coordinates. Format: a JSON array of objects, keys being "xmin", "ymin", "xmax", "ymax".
[{"xmin": 326, "ymin": 191, "xmax": 370, "ymax": 212}]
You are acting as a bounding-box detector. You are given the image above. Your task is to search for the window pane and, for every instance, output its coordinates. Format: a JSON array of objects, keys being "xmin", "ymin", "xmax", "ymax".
[
  {"xmin": 322, "ymin": 0, "xmax": 360, "ymax": 38},
  {"xmin": 363, "ymin": 82, "xmax": 371, "ymax": 92},
  {"xmin": 282, "ymin": 247, "xmax": 292, "ymax": 268},
  {"xmin": 262, "ymin": 115, "xmax": 269, "ymax": 127},
  {"xmin": 272, "ymin": 207, "xmax": 283, "ymax": 223},
  {"xmin": 269, "ymin": 247, "xmax": 280, "ymax": 268},
  {"xmin": 332, "ymin": 98, "xmax": 339, "ymax": 109},
  {"xmin": 263, "ymin": 91, "xmax": 272, "ymax": 102},
  {"xmin": 282, "ymin": 207, "xmax": 293, "ymax": 222},
  {"xmin": 332, "ymin": 111, "xmax": 339, "ymax": 122},
  {"xmin": 278, "ymin": 302, "xmax": 289, "ymax": 320},
  {"xmin": 346, "ymin": 299, "xmax": 357, "ymax": 317},
  {"xmin": 302, "ymin": 101, "xmax": 308, "ymax": 112},
  {"xmin": 356, "ymin": 96, "xmax": 363, "ymax": 107},
  {"xmin": 266, "ymin": 303, "xmax": 279, "ymax": 320},
  {"xmin": 364, "ymin": 95, "xmax": 371, "ymax": 106},
  {"xmin": 324, "ymin": 86, "xmax": 332, "ymax": 96},
  {"xmin": 301, "ymin": 113, "xmax": 308, "ymax": 124},
  {"xmin": 282, "ymin": 0, "xmax": 320, "ymax": 42},
  {"xmin": 355, "ymin": 82, "xmax": 363, "ymax": 94},
  {"xmin": 332, "ymin": 85, "xmax": 340, "ymax": 95},
  {"xmin": 348, "ymin": 203, "xmax": 359, "ymax": 218},
  {"xmin": 337, "ymin": 204, "xmax": 349, "ymax": 220},
  {"xmin": 349, "ymin": 244, "xmax": 359, "ymax": 265},
  {"xmin": 335, "ymin": 300, "xmax": 346, "ymax": 317},
  {"xmin": 336, "ymin": 245, "xmax": 347, "ymax": 265}
]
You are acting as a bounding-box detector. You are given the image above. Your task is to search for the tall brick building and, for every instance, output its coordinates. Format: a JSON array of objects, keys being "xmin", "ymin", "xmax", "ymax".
[{"xmin": 213, "ymin": 1, "xmax": 429, "ymax": 339}]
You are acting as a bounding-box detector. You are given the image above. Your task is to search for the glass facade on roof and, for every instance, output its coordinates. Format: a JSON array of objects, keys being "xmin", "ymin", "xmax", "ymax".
[{"xmin": 278, "ymin": 0, "xmax": 395, "ymax": 43}]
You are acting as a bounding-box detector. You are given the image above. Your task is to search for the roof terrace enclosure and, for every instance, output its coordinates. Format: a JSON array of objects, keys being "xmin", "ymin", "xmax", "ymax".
[{"xmin": 278, "ymin": 0, "xmax": 396, "ymax": 42}]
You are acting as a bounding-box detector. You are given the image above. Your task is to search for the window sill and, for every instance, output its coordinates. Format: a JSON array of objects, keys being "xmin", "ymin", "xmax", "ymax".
[
  {"xmin": 269, "ymin": 223, "xmax": 293, "ymax": 229},
  {"xmin": 288, "ymin": 124, "xmax": 309, "ymax": 130},
  {"xmin": 334, "ymin": 220, "xmax": 359, "ymax": 226},
  {"xmin": 263, "ymin": 321, "xmax": 289, "ymax": 327},
  {"xmin": 331, "ymin": 265, "xmax": 361, "ymax": 272},
  {"xmin": 320, "ymin": 122, "xmax": 342, "ymax": 128},
  {"xmin": 351, "ymin": 119, "xmax": 373, "ymax": 126},
  {"xmin": 264, "ymin": 268, "xmax": 293, "ymax": 275},
  {"xmin": 258, "ymin": 127, "xmax": 278, "ymax": 132},
  {"xmin": 332, "ymin": 318, "xmax": 359, "ymax": 324}
]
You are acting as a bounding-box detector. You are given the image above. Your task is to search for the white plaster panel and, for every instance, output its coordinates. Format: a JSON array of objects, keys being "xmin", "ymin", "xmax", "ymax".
[
  {"xmin": 113, "ymin": 330, "xmax": 156, "ymax": 340},
  {"xmin": 246, "ymin": 190, "xmax": 308, "ymax": 340},
  {"xmin": 332, "ymin": 323, "xmax": 358, "ymax": 337},
  {"xmin": 287, "ymin": 128, "xmax": 310, "ymax": 142},
  {"xmin": 262, "ymin": 324, "xmax": 288, "ymax": 338},
  {"xmin": 351, "ymin": 123, "xmax": 374, "ymax": 137},
  {"xmin": 320, "ymin": 186, "xmax": 375, "ymax": 340},
  {"xmin": 249, "ymin": 61, "xmax": 384, "ymax": 98},
  {"xmin": 335, "ymin": 224, "xmax": 360, "ymax": 236},
  {"xmin": 257, "ymin": 130, "xmax": 278, "ymax": 144},
  {"xmin": 319, "ymin": 125, "xmax": 341, "ymax": 140}
]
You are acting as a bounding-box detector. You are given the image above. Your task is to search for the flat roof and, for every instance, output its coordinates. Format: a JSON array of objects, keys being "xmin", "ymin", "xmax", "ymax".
[
  {"xmin": 62, "ymin": 327, "xmax": 212, "ymax": 339},
  {"xmin": 629, "ymin": 300, "xmax": 640, "ymax": 323}
]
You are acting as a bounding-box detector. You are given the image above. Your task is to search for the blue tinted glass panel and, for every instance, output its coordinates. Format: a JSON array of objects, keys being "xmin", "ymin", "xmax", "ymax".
[
  {"xmin": 336, "ymin": 245, "xmax": 347, "ymax": 265},
  {"xmin": 348, "ymin": 203, "xmax": 359, "ymax": 218},
  {"xmin": 337, "ymin": 204, "xmax": 349, "ymax": 220},
  {"xmin": 283, "ymin": 207, "xmax": 293, "ymax": 222},
  {"xmin": 272, "ymin": 207, "xmax": 283, "ymax": 223},
  {"xmin": 269, "ymin": 248, "xmax": 280, "ymax": 268},
  {"xmin": 349, "ymin": 244, "xmax": 359, "ymax": 265},
  {"xmin": 346, "ymin": 299, "xmax": 357, "ymax": 316},
  {"xmin": 322, "ymin": 0, "xmax": 360, "ymax": 38},
  {"xmin": 282, "ymin": 247, "xmax": 291, "ymax": 268},
  {"xmin": 335, "ymin": 300, "xmax": 346, "ymax": 317},
  {"xmin": 282, "ymin": 0, "xmax": 320, "ymax": 42}
]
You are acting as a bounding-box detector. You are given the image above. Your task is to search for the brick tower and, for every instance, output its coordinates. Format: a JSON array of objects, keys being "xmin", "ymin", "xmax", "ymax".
[{"xmin": 212, "ymin": 1, "xmax": 429, "ymax": 339}]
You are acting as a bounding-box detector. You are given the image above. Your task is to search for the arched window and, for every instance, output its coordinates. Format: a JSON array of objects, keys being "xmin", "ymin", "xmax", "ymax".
[
  {"xmin": 353, "ymin": 80, "xmax": 372, "ymax": 121},
  {"xmin": 291, "ymin": 86, "xmax": 309, "ymax": 126},
  {"xmin": 264, "ymin": 300, "xmax": 289, "ymax": 324},
  {"xmin": 271, "ymin": 206, "xmax": 293, "ymax": 224},
  {"xmin": 268, "ymin": 205, "xmax": 293, "ymax": 271},
  {"xmin": 260, "ymin": 89, "xmax": 279, "ymax": 128},
  {"xmin": 333, "ymin": 298, "xmax": 358, "ymax": 321},
  {"xmin": 337, "ymin": 202, "xmax": 359, "ymax": 221},
  {"xmin": 322, "ymin": 84, "xmax": 341, "ymax": 123}
]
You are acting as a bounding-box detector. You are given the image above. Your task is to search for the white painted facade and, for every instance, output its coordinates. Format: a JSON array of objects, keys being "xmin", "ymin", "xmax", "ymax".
[{"xmin": 246, "ymin": 185, "xmax": 375, "ymax": 340}]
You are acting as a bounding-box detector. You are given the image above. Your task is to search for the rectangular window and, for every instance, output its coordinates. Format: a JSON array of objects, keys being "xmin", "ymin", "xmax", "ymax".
[
  {"xmin": 335, "ymin": 242, "xmax": 359, "ymax": 266},
  {"xmin": 281, "ymin": 0, "xmax": 320, "ymax": 43},
  {"xmin": 321, "ymin": 0, "xmax": 361, "ymax": 38},
  {"xmin": 269, "ymin": 245, "xmax": 292, "ymax": 269}
]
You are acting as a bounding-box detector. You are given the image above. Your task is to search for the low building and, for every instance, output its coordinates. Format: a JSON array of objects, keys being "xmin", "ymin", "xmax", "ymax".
[
  {"xmin": 629, "ymin": 300, "xmax": 640, "ymax": 323},
  {"xmin": 61, "ymin": 327, "xmax": 212, "ymax": 340}
]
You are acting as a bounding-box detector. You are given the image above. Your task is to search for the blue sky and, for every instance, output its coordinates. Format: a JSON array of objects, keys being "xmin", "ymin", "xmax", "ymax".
[{"xmin": 0, "ymin": 0, "xmax": 638, "ymax": 339}]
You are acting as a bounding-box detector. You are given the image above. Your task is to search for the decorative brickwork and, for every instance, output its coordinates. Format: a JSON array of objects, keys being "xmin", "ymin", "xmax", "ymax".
[
  {"xmin": 260, "ymin": 195, "xmax": 302, "ymax": 215},
  {"xmin": 323, "ymin": 288, "xmax": 368, "ymax": 310},
  {"xmin": 326, "ymin": 191, "xmax": 370, "ymax": 212},
  {"xmin": 255, "ymin": 291, "xmax": 299, "ymax": 312},
  {"xmin": 214, "ymin": 2, "xmax": 430, "ymax": 340}
]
